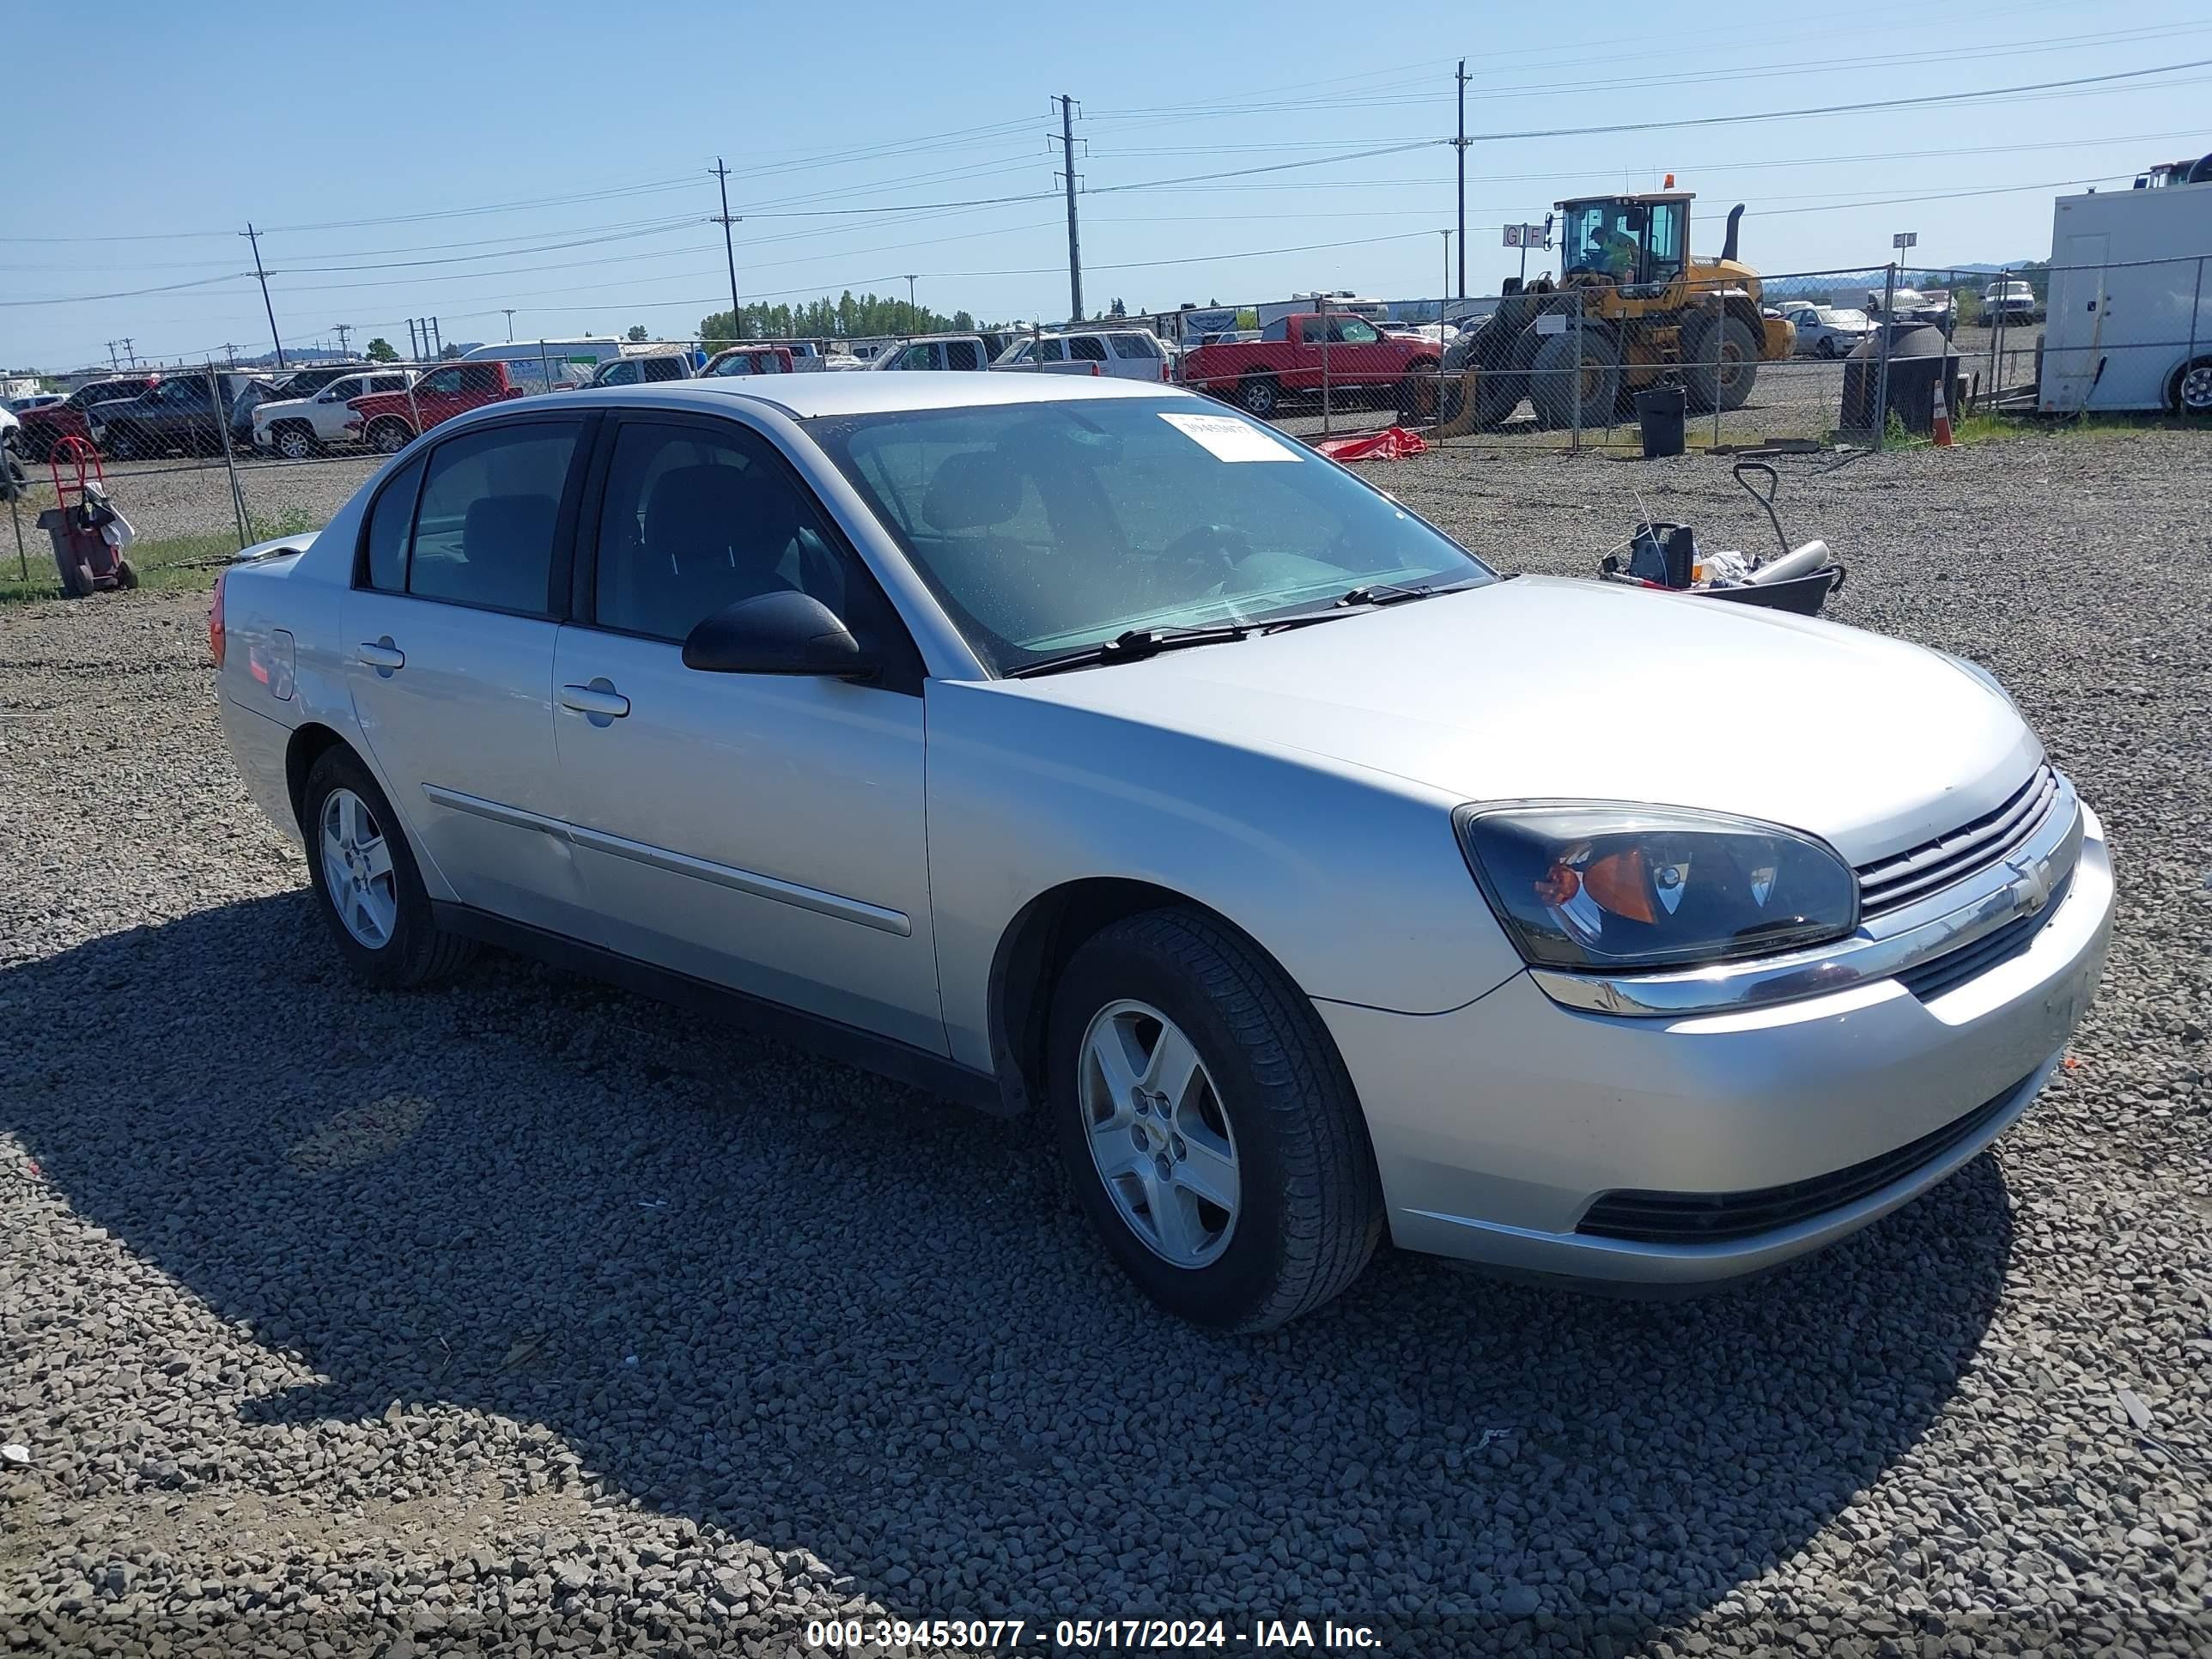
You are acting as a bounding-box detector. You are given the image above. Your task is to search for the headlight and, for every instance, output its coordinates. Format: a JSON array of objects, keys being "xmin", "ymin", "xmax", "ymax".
[{"xmin": 1456, "ymin": 805, "xmax": 1858, "ymax": 973}]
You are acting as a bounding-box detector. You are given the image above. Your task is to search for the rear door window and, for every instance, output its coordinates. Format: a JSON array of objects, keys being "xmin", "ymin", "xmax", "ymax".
[
  {"xmin": 944, "ymin": 341, "xmax": 983, "ymax": 371},
  {"xmin": 405, "ymin": 422, "xmax": 581, "ymax": 615}
]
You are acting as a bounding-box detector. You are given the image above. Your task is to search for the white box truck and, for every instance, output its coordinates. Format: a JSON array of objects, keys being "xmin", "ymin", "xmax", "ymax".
[{"xmin": 2037, "ymin": 161, "xmax": 2212, "ymax": 415}]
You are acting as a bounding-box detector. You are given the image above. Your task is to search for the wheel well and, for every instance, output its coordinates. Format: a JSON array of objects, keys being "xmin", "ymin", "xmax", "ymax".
[
  {"xmin": 284, "ymin": 722, "xmax": 349, "ymax": 828},
  {"xmin": 988, "ymin": 878, "xmax": 1261, "ymax": 1116}
]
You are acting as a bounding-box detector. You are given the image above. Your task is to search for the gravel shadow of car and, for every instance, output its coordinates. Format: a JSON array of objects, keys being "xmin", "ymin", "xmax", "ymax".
[{"xmin": 3, "ymin": 894, "xmax": 2015, "ymax": 1639}]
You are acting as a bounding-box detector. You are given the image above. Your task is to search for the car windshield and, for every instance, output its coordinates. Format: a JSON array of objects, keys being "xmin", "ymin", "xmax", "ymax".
[{"xmin": 810, "ymin": 397, "xmax": 1494, "ymax": 674}]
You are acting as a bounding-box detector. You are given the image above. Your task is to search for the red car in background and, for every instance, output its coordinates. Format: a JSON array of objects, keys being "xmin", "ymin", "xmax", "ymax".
[
  {"xmin": 343, "ymin": 362, "xmax": 526, "ymax": 454},
  {"xmin": 14, "ymin": 375, "xmax": 161, "ymax": 461},
  {"xmin": 1182, "ymin": 313, "xmax": 1438, "ymax": 421}
]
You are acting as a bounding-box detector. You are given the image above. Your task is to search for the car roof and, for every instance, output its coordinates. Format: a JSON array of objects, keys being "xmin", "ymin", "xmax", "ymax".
[{"xmin": 556, "ymin": 374, "xmax": 1198, "ymax": 421}]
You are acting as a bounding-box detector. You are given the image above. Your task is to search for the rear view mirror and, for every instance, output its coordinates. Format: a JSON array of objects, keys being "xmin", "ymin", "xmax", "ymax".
[{"xmin": 683, "ymin": 590, "xmax": 876, "ymax": 679}]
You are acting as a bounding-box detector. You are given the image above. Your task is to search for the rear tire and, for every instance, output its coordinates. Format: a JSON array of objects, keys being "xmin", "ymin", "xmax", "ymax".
[
  {"xmin": 368, "ymin": 419, "xmax": 413, "ymax": 455},
  {"xmin": 300, "ymin": 746, "xmax": 477, "ymax": 990},
  {"xmin": 2169, "ymin": 356, "xmax": 2212, "ymax": 416},
  {"xmin": 114, "ymin": 558, "xmax": 139, "ymax": 590},
  {"xmin": 1048, "ymin": 907, "xmax": 1382, "ymax": 1332},
  {"xmin": 1237, "ymin": 374, "xmax": 1280, "ymax": 419}
]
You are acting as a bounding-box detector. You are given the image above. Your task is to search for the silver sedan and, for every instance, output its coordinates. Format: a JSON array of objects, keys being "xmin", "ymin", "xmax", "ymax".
[{"xmin": 211, "ymin": 374, "xmax": 2113, "ymax": 1329}]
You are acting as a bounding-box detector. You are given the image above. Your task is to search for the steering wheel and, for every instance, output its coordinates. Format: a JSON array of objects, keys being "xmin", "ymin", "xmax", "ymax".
[{"xmin": 1161, "ymin": 522, "xmax": 1254, "ymax": 581}]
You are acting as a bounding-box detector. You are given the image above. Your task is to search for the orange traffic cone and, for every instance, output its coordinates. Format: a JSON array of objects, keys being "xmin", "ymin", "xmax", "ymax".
[{"xmin": 1932, "ymin": 379, "xmax": 1954, "ymax": 447}]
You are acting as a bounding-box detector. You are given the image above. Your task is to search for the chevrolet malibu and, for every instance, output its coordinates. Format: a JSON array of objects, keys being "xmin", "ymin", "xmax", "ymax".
[{"xmin": 211, "ymin": 374, "xmax": 2113, "ymax": 1330}]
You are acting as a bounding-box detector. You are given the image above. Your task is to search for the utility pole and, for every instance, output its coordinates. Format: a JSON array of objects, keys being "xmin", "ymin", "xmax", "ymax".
[
  {"xmin": 333, "ymin": 323, "xmax": 353, "ymax": 358},
  {"xmin": 104, "ymin": 342, "xmax": 120, "ymax": 371},
  {"xmin": 1056, "ymin": 94, "xmax": 1084, "ymax": 323},
  {"xmin": 711, "ymin": 157, "xmax": 743, "ymax": 339},
  {"xmin": 430, "ymin": 317, "xmax": 442, "ymax": 357},
  {"xmin": 501, "ymin": 308, "xmax": 517, "ymax": 342},
  {"xmin": 223, "ymin": 343, "xmax": 239, "ymax": 369},
  {"xmin": 407, "ymin": 319, "xmax": 421, "ymax": 361},
  {"xmin": 242, "ymin": 222, "xmax": 286, "ymax": 370},
  {"xmin": 1454, "ymin": 61, "xmax": 1470, "ymax": 299},
  {"xmin": 119, "ymin": 338, "xmax": 136, "ymax": 368},
  {"xmin": 903, "ymin": 275, "xmax": 919, "ymax": 331}
]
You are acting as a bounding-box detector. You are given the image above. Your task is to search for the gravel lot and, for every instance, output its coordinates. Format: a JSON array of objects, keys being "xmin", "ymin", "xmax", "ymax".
[{"xmin": 2, "ymin": 430, "xmax": 2208, "ymax": 1657}]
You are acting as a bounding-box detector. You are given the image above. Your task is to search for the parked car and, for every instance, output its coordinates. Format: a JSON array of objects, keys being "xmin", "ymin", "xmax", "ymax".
[
  {"xmin": 343, "ymin": 361, "xmax": 526, "ymax": 453},
  {"xmin": 254, "ymin": 370, "xmax": 418, "ymax": 459},
  {"xmin": 1866, "ymin": 287, "xmax": 1953, "ymax": 326},
  {"xmin": 5, "ymin": 392, "xmax": 67, "ymax": 416},
  {"xmin": 869, "ymin": 334, "xmax": 994, "ymax": 372},
  {"xmin": 269, "ymin": 365, "xmax": 367, "ymax": 400},
  {"xmin": 701, "ymin": 345, "xmax": 797, "ymax": 378},
  {"xmin": 1982, "ymin": 278, "xmax": 2039, "ymax": 323},
  {"xmin": 13, "ymin": 375, "xmax": 160, "ymax": 460},
  {"xmin": 991, "ymin": 328, "xmax": 1172, "ymax": 382},
  {"xmin": 589, "ymin": 352, "xmax": 698, "ymax": 388},
  {"xmin": 1183, "ymin": 311, "xmax": 1442, "ymax": 418},
  {"xmin": 210, "ymin": 374, "xmax": 2113, "ymax": 1331},
  {"xmin": 1792, "ymin": 307, "xmax": 1875, "ymax": 359},
  {"xmin": 88, "ymin": 372, "xmax": 264, "ymax": 460}
]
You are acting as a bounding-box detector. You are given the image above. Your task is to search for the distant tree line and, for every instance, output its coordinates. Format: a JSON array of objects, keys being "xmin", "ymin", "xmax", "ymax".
[{"xmin": 700, "ymin": 291, "xmax": 978, "ymax": 343}]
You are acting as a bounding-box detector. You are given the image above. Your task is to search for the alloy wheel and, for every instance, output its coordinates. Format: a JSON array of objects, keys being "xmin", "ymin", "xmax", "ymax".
[
  {"xmin": 1077, "ymin": 1000, "xmax": 1241, "ymax": 1269},
  {"xmin": 319, "ymin": 787, "xmax": 398, "ymax": 949}
]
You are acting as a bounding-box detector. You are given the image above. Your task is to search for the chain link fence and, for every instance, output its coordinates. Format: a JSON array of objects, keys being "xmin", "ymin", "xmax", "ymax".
[{"xmin": 7, "ymin": 252, "xmax": 2208, "ymax": 599}]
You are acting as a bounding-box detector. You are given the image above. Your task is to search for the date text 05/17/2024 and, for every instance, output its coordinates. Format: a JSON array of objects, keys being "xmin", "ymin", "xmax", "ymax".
[{"xmin": 805, "ymin": 1617, "xmax": 1384, "ymax": 1650}]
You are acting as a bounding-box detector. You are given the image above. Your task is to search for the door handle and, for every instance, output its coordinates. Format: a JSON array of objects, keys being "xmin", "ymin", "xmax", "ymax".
[
  {"xmin": 560, "ymin": 681, "xmax": 630, "ymax": 719},
  {"xmin": 356, "ymin": 640, "xmax": 404, "ymax": 672}
]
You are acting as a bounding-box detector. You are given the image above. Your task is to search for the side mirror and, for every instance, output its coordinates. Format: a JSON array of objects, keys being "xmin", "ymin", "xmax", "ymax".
[{"xmin": 683, "ymin": 590, "xmax": 876, "ymax": 679}]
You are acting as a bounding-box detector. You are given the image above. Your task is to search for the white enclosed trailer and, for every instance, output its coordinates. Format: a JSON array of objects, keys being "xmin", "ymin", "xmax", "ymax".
[{"xmin": 2038, "ymin": 166, "xmax": 2212, "ymax": 415}]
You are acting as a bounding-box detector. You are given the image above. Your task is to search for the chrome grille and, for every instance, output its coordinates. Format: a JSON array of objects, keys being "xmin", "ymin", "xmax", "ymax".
[{"xmin": 1855, "ymin": 766, "xmax": 2060, "ymax": 919}]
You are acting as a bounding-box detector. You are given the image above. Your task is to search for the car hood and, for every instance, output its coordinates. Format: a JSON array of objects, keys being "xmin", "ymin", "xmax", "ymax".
[
  {"xmin": 981, "ymin": 575, "xmax": 2042, "ymax": 866},
  {"xmin": 252, "ymin": 397, "xmax": 315, "ymax": 421}
]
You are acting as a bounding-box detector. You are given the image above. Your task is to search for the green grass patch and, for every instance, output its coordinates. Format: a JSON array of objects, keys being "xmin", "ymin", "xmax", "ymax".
[
  {"xmin": 0, "ymin": 496, "xmax": 318, "ymax": 605},
  {"xmin": 1949, "ymin": 410, "xmax": 2200, "ymax": 446}
]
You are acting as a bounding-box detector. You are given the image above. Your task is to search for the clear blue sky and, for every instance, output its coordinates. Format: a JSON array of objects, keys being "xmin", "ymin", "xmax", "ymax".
[{"xmin": 7, "ymin": 0, "xmax": 2209, "ymax": 368}]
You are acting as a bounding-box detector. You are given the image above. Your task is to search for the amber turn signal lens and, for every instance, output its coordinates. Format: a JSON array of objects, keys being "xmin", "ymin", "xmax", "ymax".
[{"xmin": 1583, "ymin": 848, "xmax": 1656, "ymax": 924}]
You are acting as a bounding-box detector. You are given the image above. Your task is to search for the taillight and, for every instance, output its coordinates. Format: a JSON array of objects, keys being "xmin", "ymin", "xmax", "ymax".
[{"xmin": 209, "ymin": 571, "xmax": 227, "ymax": 668}]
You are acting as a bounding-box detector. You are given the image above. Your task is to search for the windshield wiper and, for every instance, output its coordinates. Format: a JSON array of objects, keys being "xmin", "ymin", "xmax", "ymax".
[
  {"xmin": 1258, "ymin": 577, "xmax": 1487, "ymax": 633},
  {"xmin": 1006, "ymin": 623, "xmax": 1251, "ymax": 679}
]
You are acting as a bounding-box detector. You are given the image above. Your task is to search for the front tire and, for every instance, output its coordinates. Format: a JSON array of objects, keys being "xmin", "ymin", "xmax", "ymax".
[
  {"xmin": 1048, "ymin": 908, "xmax": 1382, "ymax": 1331},
  {"xmin": 274, "ymin": 423, "xmax": 315, "ymax": 460},
  {"xmin": 300, "ymin": 746, "xmax": 476, "ymax": 989},
  {"xmin": 1683, "ymin": 313, "xmax": 1760, "ymax": 412}
]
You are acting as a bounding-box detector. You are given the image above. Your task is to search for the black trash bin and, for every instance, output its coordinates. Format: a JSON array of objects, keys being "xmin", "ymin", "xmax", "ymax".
[{"xmin": 1633, "ymin": 383, "xmax": 1686, "ymax": 459}]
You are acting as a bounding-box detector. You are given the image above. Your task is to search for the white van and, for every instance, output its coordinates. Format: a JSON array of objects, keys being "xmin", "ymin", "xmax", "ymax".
[
  {"xmin": 460, "ymin": 337, "xmax": 625, "ymax": 394},
  {"xmin": 990, "ymin": 328, "xmax": 1171, "ymax": 382},
  {"xmin": 2039, "ymin": 167, "xmax": 2212, "ymax": 414},
  {"xmin": 868, "ymin": 335, "xmax": 993, "ymax": 372}
]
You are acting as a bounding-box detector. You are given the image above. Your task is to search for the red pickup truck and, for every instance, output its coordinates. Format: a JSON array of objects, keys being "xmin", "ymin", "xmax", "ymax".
[
  {"xmin": 1183, "ymin": 313, "xmax": 1437, "ymax": 420},
  {"xmin": 345, "ymin": 361, "xmax": 525, "ymax": 453}
]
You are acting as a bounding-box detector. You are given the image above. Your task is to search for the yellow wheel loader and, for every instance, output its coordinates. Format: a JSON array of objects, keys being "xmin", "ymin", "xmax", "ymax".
[{"xmin": 1436, "ymin": 193, "xmax": 1795, "ymax": 434}]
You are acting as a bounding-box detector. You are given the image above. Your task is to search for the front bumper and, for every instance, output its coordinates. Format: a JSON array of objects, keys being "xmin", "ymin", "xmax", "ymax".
[{"xmin": 1322, "ymin": 805, "xmax": 2113, "ymax": 1285}]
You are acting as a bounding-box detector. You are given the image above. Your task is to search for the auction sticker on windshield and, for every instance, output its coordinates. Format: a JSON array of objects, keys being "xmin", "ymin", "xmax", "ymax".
[{"xmin": 1158, "ymin": 411, "xmax": 1303, "ymax": 463}]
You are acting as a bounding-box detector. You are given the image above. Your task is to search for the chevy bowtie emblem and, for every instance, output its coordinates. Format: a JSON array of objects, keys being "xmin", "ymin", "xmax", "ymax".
[{"xmin": 2007, "ymin": 855, "xmax": 2053, "ymax": 917}]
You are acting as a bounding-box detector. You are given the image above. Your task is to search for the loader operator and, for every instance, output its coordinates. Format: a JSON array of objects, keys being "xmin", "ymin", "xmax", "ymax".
[{"xmin": 1597, "ymin": 213, "xmax": 1644, "ymax": 283}]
